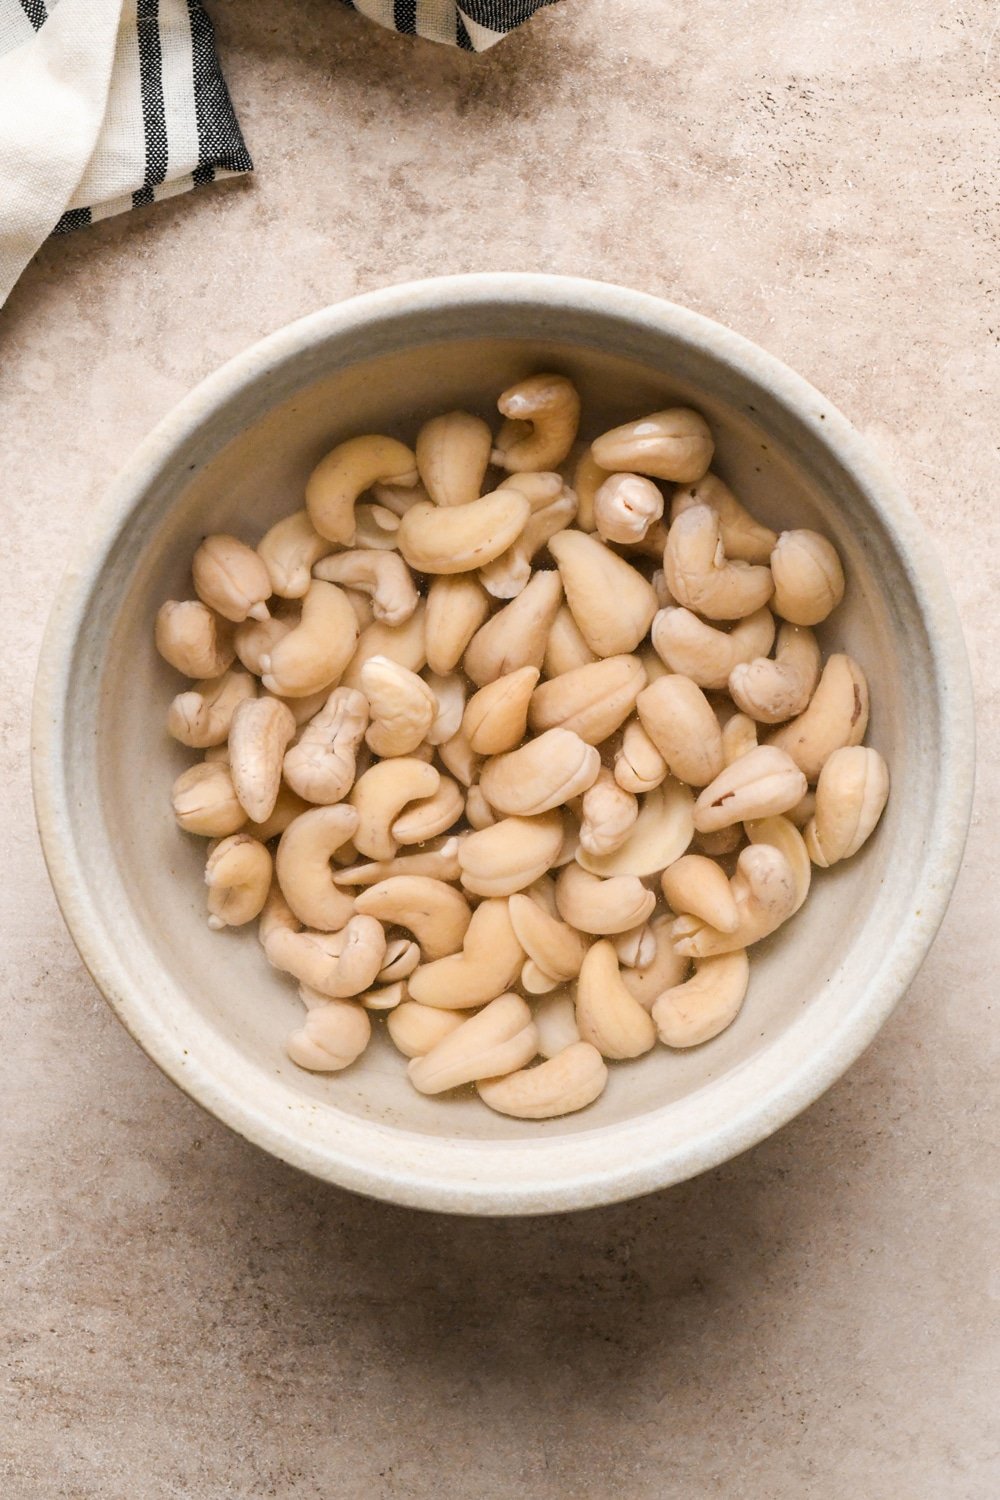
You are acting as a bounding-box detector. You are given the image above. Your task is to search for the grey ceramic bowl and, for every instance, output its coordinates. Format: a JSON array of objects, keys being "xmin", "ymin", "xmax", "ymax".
[{"xmin": 32, "ymin": 274, "xmax": 974, "ymax": 1214}]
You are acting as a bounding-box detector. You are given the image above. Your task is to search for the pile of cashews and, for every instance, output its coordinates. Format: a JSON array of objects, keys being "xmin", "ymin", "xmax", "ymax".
[{"xmin": 156, "ymin": 373, "xmax": 890, "ymax": 1120}]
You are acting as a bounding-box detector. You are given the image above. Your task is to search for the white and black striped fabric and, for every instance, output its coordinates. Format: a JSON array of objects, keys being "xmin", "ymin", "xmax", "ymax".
[{"xmin": 341, "ymin": 1, "xmax": 560, "ymax": 52}]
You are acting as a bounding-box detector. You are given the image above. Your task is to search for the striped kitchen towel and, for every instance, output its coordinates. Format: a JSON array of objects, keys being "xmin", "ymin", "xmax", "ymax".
[{"xmin": 0, "ymin": 0, "xmax": 560, "ymax": 307}]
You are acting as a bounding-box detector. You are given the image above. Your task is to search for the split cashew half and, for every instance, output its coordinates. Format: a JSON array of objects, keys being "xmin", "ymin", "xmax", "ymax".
[
  {"xmin": 424, "ymin": 576, "xmax": 491, "ymax": 675},
  {"xmin": 332, "ymin": 834, "xmax": 463, "ymax": 888},
  {"xmin": 664, "ymin": 504, "xmax": 774, "ymax": 620},
  {"xmin": 493, "ymin": 374, "xmax": 581, "ymax": 472},
  {"xmin": 306, "ymin": 434, "xmax": 418, "ymax": 543},
  {"xmin": 507, "ymin": 892, "xmax": 588, "ymax": 981},
  {"xmin": 528, "ymin": 654, "xmax": 646, "ymax": 746},
  {"xmin": 462, "ymin": 568, "xmax": 563, "ymax": 686},
  {"xmin": 767, "ymin": 654, "xmax": 869, "ymax": 782},
  {"xmin": 543, "ymin": 606, "xmax": 597, "ymax": 677},
  {"xmin": 228, "ymin": 696, "xmax": 297, "ymax": 823},
  {"xmin": 463, "ymin": 666, "xmax": 539, "ymax": 755},
  {"xmin": 661, "ymin": 854, "xmax": 740, "ymax": 933},
  {"xmin": 387, "ymin": 1002, "xmax": 467, "ymax": 1059}
]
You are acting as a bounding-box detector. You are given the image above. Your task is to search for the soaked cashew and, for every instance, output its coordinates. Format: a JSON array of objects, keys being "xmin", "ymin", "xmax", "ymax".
[
  {"xmin": 265, "ymin": 914, "xmax": 386, "ymax": 998},
  {"xmin": 555, "ymin": 863, "xmax": 656, "ymax": 936},
  {"xmin": 528, "ymin": 654, "xmax": 646, "ymax": 745},
  {"xmin": 392, "ymin": 777, "xmax": 465, "ymax": 844},
  {"xmin": 286, "ymin": 997, "xmax": 371, "ymax": 1072},
  {"xmin": 247, "ymin": 782, "xmax": 312, "ymax": 843},
  {"xmin": 463, "ymin": 666, "xmax": 539, "ymax": 755},
  {"xmin": 387, "ymin": 1001, "xmax": 467, "ymax": 1059},
  {"xmin": 351, "ymin": 504, "xmax": 401, "ymax": 551},
  {"xmin": 665, "ymin": 504, "xmax": 774, "ymax": 621},
  {"xmin": 233, "ymin": 610, "xmax": 293, "ymax": 676},
  {"xmin": 415, "ymin": 410, "xmax": 493, "ymax": 507},
  {"xmin": 409, "ymin": 993, "xmax": 538, "ymax": 1096},
  {"xmin": 591, "ymin": 407, "xmax": 713, "ymax": 483},
  {"xmin": 803, "ymin": 745, "xmax": 890, "ymax": 867},
  {"xmin": 692, "ymin": 745, "xmax": 808, "ymax": 833},
  {"xmin": 672, "ymin": 844, "xmax": 798, "ymax": 957},
  {"xmin": 507, "ymin": 892, "xmax": 588, "ymax": 981},
  {"xmin": 543, "ymin": 606, "xmax": 597, "ymax": 677},
  {"xmin": 313, "ymin": 550, "xmax": 418, "ymax": 627},
  {"xmin": 575, "ymin": 940, "xmax": 656, "ymax": 1058},
  {"xmin": 577, "ymin": 779, "xmax": 694, "ymax": 878},
  {"xmin": 613, "ymin": 923, "xmax": 657, "ymax": 969},
  {"xmin": 275, "ymin": 804, "xmax": 359, "ymax": 931},
  {"xmin": 729, "ymin": 623, "xmax": 821, "ymax": 724},
  {"xmin": 306, "ymin": 434, "xmax": 418, "ymax": 543},
  {"xmin": 479, "ymin": 728, "xmax": 600, "ymax": 817},
  {"xmin": 424, "ymin": 672, "xmax": 467, "ymax": 747},
  {"xmin": 464, "ymin": 784, "xmax": 496, "ymax": 829},
  {"xmin": 548, "ymin": 530, "xmax": 657, "ymax": 656},
  {"xmin": 350, "ymin": 758, "xmax": 440, "ymax": 861},
  {"xmin": 745, "ymin": 815, "xmax": 812, "ymax": 912},
  {"xmin": 786, "ymin": 790, "xmax": 816, "ymax": 830},
  {"xmin": 156, "ymin": 600, "xmax": 234, "ymax": 679},
  {"xmin": 204, "ymin": 834, "xmax": 272, "ymax": 930},
  {"xmin": 620, "ymin": 914, "xmax": 688, "ymax": 1010},
  {"xmin": 361, "ymin": 657, "xmax": 437, "ymax": 757},
  {"xmin": 767, "ymin": 654, "xmax": 869, "ymax": 782},
  {"xmin": 436, "ymin": 727, "xmax": 482, "ymax": 788},
  {"xmin": 571, "ymin": 447, "xmax": 609, "ymax": 532},
  {"xmin": 397, "ymin": 490, "xmax": 531, "ymax": 575},
  {"xmin": 458, "ymin": 813, "xmax": 565, "ymax": 898},
  {"xmin": 637, "ymin": 674, "xmax": 725, "ymax": 788},
  {"xmin": 342, "ymin": 603, "xmax": 427, "ymax": 691},
  {"xmin": 360, "ymin": 980, "xmax": 408, "ymax": 1012},
  {"xmin": 228, "ymin": 696, "xmax": 297, "ymax": 823},
  {"xmin": 424, "ymin": 576, "xmax": 491, "ymax": 675},
  {"xmin": 651, "ymin": 606, "xmax": 775, "ymax": 692},
  {"xmin": 652, "ymin": 951, "xmax": 750, "ymax": 1048},
  {"xmin": 257, "ymin": 510, "xmax": 332, "ymax": 599},
  {"xmin": 257, "ymin": 880, "xmax": 299, "ymax": 946},
  {"xmin": 578, "ymin": 770, "xmax": 639, "ymax": 857},
  {"xmin": 370, "ymin": 479, "xmax": 430, "ymax": 517},
  {"xmin": 671, "ymin": 474, "xmax": 776, "ymax": 564},
  {"xmin": 354, "ymin": 876, "xmax": 472, "ymax": 960},
  {"xmin": 332, "ymin": 834, "xmax": 463, "ymax": 888},
  {"xmin": 463, "ymin": 568, "xmax": 563, "ymax": 686},
  {"xmin": 259, "ymin": 580, "xmax": 358, "ymax": 699},
  {"xmin": 167, "ymin": 668, "xmax": 256, "ymax": 748},
  {"xmin": 771, "ymin": 529, "xmax": 845, "ymax": 625},
  {"xmin": 283, "ymin": 687, "xmax": 369, "ymax": 804},
  {"xmin": 661, "ymin": 854, "xmax": 740, "ymax": 933},
  {"xmin": 407, "ymin": 898, "xmax": 524, "ymax": 1010},
  {"xmin": 481, "ymin": 474, "xmax": 577, "ymax": 598},
  {"xmin": 593, "ymin": 472, "xmax": 664, "ymax": 544},
  {"xmin": 493, "ymin": 374, "xmax": 581, "ymax": 472},
  {"xmin": 478, "ymin": 1041, "xmax": 607, "ymax": 1119},
  {"xmin": 614, "ymin": 719, "xmax": 668, "ymax": 795},
  {"xmin": 722, "ymin": 712, "xmax": 759, "ymax": 766},
  {"xmin": 192, "ymin": 534, "xmax": 272, "ymax": 623},
  {"xmin": 531, "ymin": 991, "xmax": 582, "ymax": 1059}
]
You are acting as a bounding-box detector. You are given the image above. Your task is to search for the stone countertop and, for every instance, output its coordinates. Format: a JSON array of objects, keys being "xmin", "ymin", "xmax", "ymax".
[{"xmin": 1, "ymin": 2, "xmax": 996, "ymax": 1495}]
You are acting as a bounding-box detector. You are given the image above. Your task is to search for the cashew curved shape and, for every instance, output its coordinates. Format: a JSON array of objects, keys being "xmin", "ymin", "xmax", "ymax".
[
  {"xmin": 397, "ymin": 491, "xmax": 531, "ymax": 575},
  {"xmin": 652, "ymin": 606, "xmax": 776, "ymax": 692},
  {"xmin": 259, "ymin": 580, "xmax": 359, "ymax": 698},
  {"xmin": 155, "ymin": 600, "xmax": 234, "ymax": 679},
  {"xmin": 349, "ymin": 757, "xmax": 440, "ymax": 862},
  {"xmin": 275, "ymin": 804, "xmax": 359, "ymax": 931},
  {"xmin": 341, "ymin": 602, "xmax": 426, "ymax": 691},
  {"xmin": 480, "ymin": 476, "xmax": 577, "ymax": 598},
  {"xmin": 257, "ymin": 880, "xmax": 300, "ymax": 946},
  {"xmin": 744, "ymin": 814, "xmax": 812, "ymax": 912},
  {"xmin": 767, "ymin": 654, "xmax": 869, "ymax": 782},
  {"xmin": 803, "ymin": 746, "xmax": 889, "ymax": 866},
  {"xmin": 257, "ymin": 509, "xmax": 333, "ymax": 598},
  {"xmin": 620, "ymin": 914, "xmax": 688, "ymax": 1010},
  {"xmin": 728, "ymin": 623, "xmax": 821, "ymax": 724},
  {"xmin": 575, "ymin": 940, "xmax": 657, "ymax": 1059},
  {"xmin": 332, "ymin": 834, "xmax": 463, "ymax": 888},
  {"xmin": 227, "ymin": 696, "xmax": 297, "ymax": 823},
  {"xmin": 479, "ymin": 728, "xmax": 600, "ymax": 817},
  {"xmin": 507, "ymin": 892, "xmax": 588, "ymax": 981},
  {"xmin": 576, "ymin": 779, "xmax": 694, "ymax": 879},
  {"xmin": 354, "ymin": 876, "xmax": 472, "ymax": 960},
  {"xmin": 528, "ymin": 654, "xmax": 646, "ymax": 746},
  {"xmin": 671, "ymin": 473, "xmax": 776, "ymax": 563},
  {"xmin": 692, "ymin": 745, "xmax": 808, "ymax": 833},
  {"xmin": 771, "ymin": 529, "xmax": 845, "ymax": 626},
  {"xmin": 555, "ymin": 863, "xmax": 656, "ymax": 936},
  {"xmin": 167, "ymin": 668, "xmax": 256, "ymax": 748},
  {"xmin": 548, "ymin": 530, "xmax": 657, "ymax": 657},
  {"xmin": 424, "ymin": 672, "xmax": 467, "ymax": 747},
  {"xmin": 614, "ymin": 719, "xmax": 668, "ymax": 795},
  {"xmin": 283, "ymin": 686, "xmax": 369, "ymax": 804},
  {"xmin": 286, "ymin": 998, "xmax": 371, "ymax": 1071},
  {"xmin": 543, "ymin": 606, "xmax": 597, "ymax": 677},
  {"xmin": 361, "ymin": 657, "xmax": 437, "ymax": 757},
  {"xmin": 462, "ymin": 568, "xmax": 563, "ymax": 686},
  {"xmin": 265, "ymin": 914, "xmax": 387, "ymax": 998},
  {"xmin": 415, "ymin": 410, "xmax": 493, "ymax": 507},
  {"xmin": 578, "ymin": 769, "xmax": 639, "ymax": 857},
  {"xmin": 672, "ymin": 844, "xmax": 798, "ymax": 957},
  {"xmin": 312, "ymin": 549, "xmax": 418, "ymax": 628},
  {"xmin": 665, "ymin": 504, "xmax": 774, "ymax": 621},
  {"xmin": 204, "ymin": 834, "xmax": 272, "ymax": 929},
  {"xmin": 408, "ymin": 993, "xmax": 538, "ymax": 1096},
  {"xmin": 591, "ymin": 407, "xmax": 713, "ymax": 483},
  {"xmin": 387, "ymin": 1001, "xmax": 467, "ymax": 1059},
  {"xmin": 463, "ymin": 666, "xmax": 539, "ymax": 755},
  {"xmin": 391, "ymin": 777, "xmax": 465, "ymax": 845},
  {"xmin": 478, "ymin": 1041, "xmax": 607, "ymax": 1119},
  {"xmin": 407, "ymin": 898, "xmax": 524, "ymax": 1009},
  {"xmin": 457, "ymin": 813, "xmax": 565, "ymax": 898},
  {"xmin": 306, "ymin": 434, "xmax": 418, "ymax": 544},
  {"xmin": 636, "ymin": 674, "xmax": 725, "ymax": 788},
  {"xmin": 493, "ymin": 374, "xmax": 580, "ymax": 472},
  {"xmin": 652, "ymin": 951, "xmax": 750, "ymax": 1048},
  {"xmin": 192, "ymin": 534, "xmax": 272, "ymax": 623},
  {"xmin": 424, "ymin": 576, "xmax": 490, "ymax": 675},
  {"xmin": 593, "ymin": 472, "xmax": 664, "ymax": 544},
  {"xmin": 661, "ymin": 854, "xmax": 740, "ymax": 933}
]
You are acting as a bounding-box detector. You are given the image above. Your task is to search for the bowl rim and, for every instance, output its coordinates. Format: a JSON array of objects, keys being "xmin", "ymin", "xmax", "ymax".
[{"xmin": 31, "ymin": 272, "xmax": 976, "ymax": 1215}]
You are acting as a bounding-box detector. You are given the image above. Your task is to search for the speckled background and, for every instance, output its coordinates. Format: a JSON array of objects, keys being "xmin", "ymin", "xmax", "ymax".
[{"xmin": 2, "ymin": 2, "xmax": 997, "ymax": 1495}]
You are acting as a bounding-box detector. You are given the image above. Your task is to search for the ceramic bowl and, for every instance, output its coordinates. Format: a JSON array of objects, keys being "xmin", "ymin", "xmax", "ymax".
[{"xmin": 31, "ymin": 274, "xmax": 974, "ymax": 1214}]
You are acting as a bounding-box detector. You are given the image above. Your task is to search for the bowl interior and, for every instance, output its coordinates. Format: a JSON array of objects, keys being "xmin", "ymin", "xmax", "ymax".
[{"xmin": 41, "ymin": 285, "xmax": 957, "ymax": 1208}]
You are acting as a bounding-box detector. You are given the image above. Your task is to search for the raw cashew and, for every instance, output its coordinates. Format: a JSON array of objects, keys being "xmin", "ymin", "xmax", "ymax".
[
  {"xmin": 436, "ymin": 727, "xmax": 482, "ymax": 787},
  {"xmin": 354, "ymin": 876, "xmax": 472, "ymax": 959},
  {"xmin": 548, "ymin": 530, "xmax": 657, "ymax": 656},
  {"xmin": 313, "ymin": 550, "xmax": 418, "ymax": 626},
  {"xmin": 424, "ymin": 672, "xmax": 467, "ymax": 747},
  {"xmin": 259, "ymin": 580, "xmax": 358, "ymax": 698},
  {"xmin": 531, "ymin": 991, "xmax": 582, "ymax": 1059},
  {"xmin": 577, "ymin": 779, "xmax": 694, "ymax": 878},
  {"xmin": 671, "ymin": 474, "xmax": 776, "ymax": 563},
  {"xmin": 543, "ymin": 606, "xmax": 597, "ymax": 677},
  {"xmin": 266, "ymin": 914, "xmax": 386, "ymax": 998},
  {"xmin": 247, "ymin": 782, "xmax": 312, "ymax": 843},
  {"xmin": 360, "ymin": 980, "xmax": 408, "ymax": 1011},
  {"xmin": 614, "ymin": 719, "xmax": 668, "ymax": 795},
  {"xmin": 729, "ymin": 623, "xmax": 821, "ymax": 724},
  {"xmin": 692, "ymin": 745, "xmax": 807, "ymax": 833},
  {"xmin": 233, "ymin": 610, "xmax": 294, "ymax": 676},
  {"xmin": 382, "ymin": 935, "xmax": 441, "ymax": 982},
  {"xmin": 361, "ymin": 657, "xmax": 437, "ymax": 757},
  {"xmin": 661, "ymin": 854, "xmax": 740, "ymax": 933},
  {"xmin": 462, "ymin": 568, "xmax": 563, "ymax": 686},
  {"xmin": 192, "ymin": 534, "xmax": 272, "ymax": 623},
  {"xmin": 493, "ymin": 374, "xmax": 580, "ymax": 472},
  {"xmin": 306, "ymin": 434, "xmax": 418, "ymax": 544},
  {"xmin": 693, "ymin": 825, "xmax": 744, "ymax": 857},
  {"xmin": 155, "ymin": 600, "xmax": 234, "ymax": 679},
  {"xmin": 664, "ymin": 504, "xmax": 774, "ymax": 620},
  {"xmin": 620, "ymin": 914, "xmax": 688, "ymax": 1010},
  {"xmin": 167, "ymin": 668, "xmax": 256, "ymax": 748},
  {"xmin": 275, "ymin": 804, "xmax": 359, "ymax": 930},
  {"xmin": 282, "ymin": 686, "xmax": 369, "ymax": 804},
  {"xmin": 593, "ymin": 472, "xmax": 664, "ymax": 544},
  {"xmin": 480, "ymin": 475, "xmax": 577, "ymax": 598},
  {"xmin": 204, "ymin": 834, "xmax": 272, "ymax": 929},
  {"xmin": 786, "ymin": 790, "xmax": 816, "ymax": 829},
  {"xmin": 228, "ymin": 696, "xmax": 297, "ymax": 823},
  {"xmin": 370, "ymin": 479, "xmax": 430, "ymax": 516},
  {"xmin": 555, "ymin": 863, "xmax": 656, "ymax": 936},
  {"xmin": 332, "ymin": 834, "xmax": 463, "ymax": 887},
  {"xmin": 722, "ymin": 712, "xmax": 758, "ymax": 766},
  {"xmin": 350, "ymin": 758, "xmax": 440, "ymax": 861},
  {"xmin": 257, "ymin": 510, "xmax": 332, "ymax": 598},
  {"xmin": 464, "ymin": 784, "xmax": 495, "ymax": 829},
  {"xmin": 478, "ymin": 1041, "xmax": 607, "ymax": 1119},
  {"xmin": 343, "ymin": 586, "xmax": 373, "ymax": 629},
  {"xmin": 613, "ymin": 923, "xmax": 657, "ymax": 969},
  {"xmin": 507, "ymin": 892, "xmax": 587, "ymax": 980},
  {"xmin": 387, "ymin": 1001, "xmax": 466, "ymax": 1058},
  {"xmin": 591, "ymin": 407, "xmax": 713, "ymax": 483},
  {"xmin": 672, "ymin": 844, "xmax": 798, "ymax": 957},
  {"xmin": 528, "ymin": 654, "xmax": 646, "ymax": 746},
  {"xmin": 572, "ymin": 447, "xmax": 610, "ymax": 532},
  {"xmin": 653, "ymin": 951, "xmax": 750, "ymax": 1047},
  {"xmin": 409, "ymin": 993, "xmax": 538, "ymax": 1096},
  {"xmin": 458, "ymin": 813, "xmax": 565, "ymax": 898},
  {"xmin": 407, "ymin": 898, "xmax": 524, "ymax": 1010},
  {"xmin": 636, "ymin": 675, "xmax": 725, "ymax": 787},
  {"xmin": 392, "ymin": 777, "xmax": 465, "ymax": 844},
  {"xmin": 286, "ymin": 997, "xmax": 371, "ymax": 1072},
  {"xmin": 525, "ymin": 961, "xmax": 559, "ymax": 994},
  {"xmin": 771, "ymin": 529, "xmax": 845, "ymax": 625},
  {"xmin": 745, "ymin": 815, "xmax": 812, "ymax": 911},
  {"xmin": 767, "ymin": 654, "xmax": 869, "ymax": 781},
  {"xmin": 578, "ymin": 769, "xmax": 639, "ymax": 857},
  {"xmin": 415, "ymin": 410, "xmax": 493, "ymax": 507},
  {"xmin": 463, "ymin": 666, "xmax": 539, "ymax": 755},
  {"xmin": 575, "ymin": 940, "xmax": 656, "ymax": 1058},
  {"xmin": 651, "ymin": 606, "xmax": 775, "ymax": 692},
  {"xmin": 342, "ymin": 603, "xmax": 426, "ymax": 690},
  {"xmin": 424, "ymin": 576, "xmax": 490, "ymax": 675},
  {"xmin": 803, "ymin": 746, "xmax": 890, "ymax": 866},
  {"xmin": 397, "ymin": 491, "xmax": 530, "ymax": 575},
  {"xmin": 257, "ymin": 880, "xmax": 299, "ymax": 946},
  {"xmin": 351, "ymin": 504, "xmax": 401, "ymax": 551},
  {"xmin": 479, "ymin": 728, "xmax": 600, "ymax": 817}
]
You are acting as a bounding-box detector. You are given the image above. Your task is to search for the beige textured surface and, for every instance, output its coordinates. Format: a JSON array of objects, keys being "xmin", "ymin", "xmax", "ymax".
[{"xmin": 1, "ymin": 1, "xmax": 997, "ymax": 1494}]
